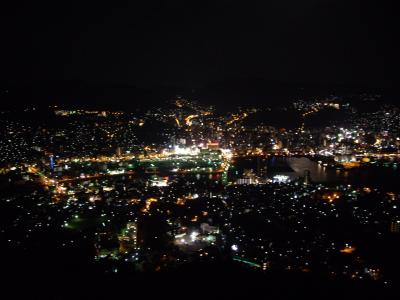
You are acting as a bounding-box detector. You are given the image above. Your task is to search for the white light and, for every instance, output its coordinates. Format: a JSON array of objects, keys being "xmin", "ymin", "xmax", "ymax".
[
  {"xmin": 190, "ymin": 231, "xmax": 199, "ymax": 242},
  {"xmin": 231, "ymin": 244, "xmax": 238, "ymax": 251},
  {"xmin": 272, "ymin": 175, "xmax": 290, "ymax": 183},
  {"xmin": 173, "ymin": 145, "xmax": 199, "ymax": 155}
]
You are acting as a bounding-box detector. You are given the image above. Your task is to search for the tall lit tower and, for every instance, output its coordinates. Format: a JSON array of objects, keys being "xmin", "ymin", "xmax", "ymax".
[{"xmin": 49, "ymin": 155, "xmax": 55, "ymax": 173}]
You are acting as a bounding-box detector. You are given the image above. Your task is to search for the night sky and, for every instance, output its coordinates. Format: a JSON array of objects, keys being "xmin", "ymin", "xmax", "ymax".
[{"xmin": 0, "ymin": 1, "xmax": 398, "ymax": 90}]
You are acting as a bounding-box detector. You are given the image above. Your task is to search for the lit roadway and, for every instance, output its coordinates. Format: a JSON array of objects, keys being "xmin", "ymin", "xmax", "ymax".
[{"xmin": 25, "ymin": 152, "xmax": 232, "ymax": 188}]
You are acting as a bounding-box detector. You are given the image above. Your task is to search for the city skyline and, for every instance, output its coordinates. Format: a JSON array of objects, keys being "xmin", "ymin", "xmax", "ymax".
[{"xmin": 1, "ymin": 1, "xmax": 399, "ymax": 299}]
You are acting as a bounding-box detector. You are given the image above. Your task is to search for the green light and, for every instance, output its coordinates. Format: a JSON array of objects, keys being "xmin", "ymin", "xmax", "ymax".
[{"xmin": 233, "ymin": 257, "xmax": 261, "ymax": 268}]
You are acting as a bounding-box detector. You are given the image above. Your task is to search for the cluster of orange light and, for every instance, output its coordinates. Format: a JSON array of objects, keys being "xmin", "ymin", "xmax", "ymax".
[
  {"xmin": 340, "ymin": 245, "xmax": 356, "ymax": 254},
  {"xmin": 226, "ymin": 112, "xmax": 248, "ymax": 125},
  {"xmin": 387, "ymin": 192, "xmax": 396, "ymax": 200},
  {"xmin": 322, "ymin": 192, "xmax": 341, "ymax": 202},
  {"xmin": 142, "ymin": 197, "xmax": 158, "ymax": 213},
  {"xmin": 363, "ymin": 187, "xmax": 372, "ymax": 193},
  {"xmin": 176, "ymin": 198, "xmax": 186, "ymax": 206},
  {"xmin": 184, "ymin": 114, "xmax": 198, "ymax": 126},
  {"xmin": 342, "ymin": 161, "xmax": 361, "ymax": 169},
  {"xmin": 128, "ymin": 198, "xmax": 141, "ymax": 205}
]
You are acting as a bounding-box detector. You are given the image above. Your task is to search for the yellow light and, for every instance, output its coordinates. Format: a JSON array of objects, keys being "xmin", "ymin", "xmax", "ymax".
[{"xmin": 340, "ymin": 246, "xmax": 356, "ymax": 254}]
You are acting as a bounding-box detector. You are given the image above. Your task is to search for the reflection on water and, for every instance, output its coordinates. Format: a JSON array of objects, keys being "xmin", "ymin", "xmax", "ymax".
[
  {"xmin": 286, "ymin": 157, "xmax": 400, "ymax": 191},
  {"xmin": 287, "ymin": 157, "xmax": 330, "ymax": 182},
  {"xmin": 232, "ymin": 156, "xmax": 400, "ymax": 190}
]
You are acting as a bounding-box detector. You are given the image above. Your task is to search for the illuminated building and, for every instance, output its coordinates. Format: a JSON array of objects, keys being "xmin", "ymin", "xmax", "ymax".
[
  {"xmin": 126, "ymin": 222, "xmax": 138, "ymax": 248},
  {"xmin": 116, "ymin": 147, "xmax": 122, "ymax": 157},
  {"xmin": 272, "ymin": 174, "xmax": 290, "ymax": 183},
  {"xmin": 117, "ymin": 222, "xmax": 139, "ymax": 256},
  {"xmin": 207, "ymin": 142, "xmax": 220, "ymax": 150},
  {"xmin": 149, "ymin": 175, "xmax": 168, "ymax": 187},
  {"xmin": 237, "ymin": 178, "xmax": 253, "ymax": 185},
  {"xmin": 390, "ymin": 220, "xmax": 400, "ymax": 233},
  {"xmin": 49, "ymin": 155, "xmax": 55, "ymax": 173},
  {"xmin": 237, "ymin": 169, "xmax": 257, "ymax": 185}
]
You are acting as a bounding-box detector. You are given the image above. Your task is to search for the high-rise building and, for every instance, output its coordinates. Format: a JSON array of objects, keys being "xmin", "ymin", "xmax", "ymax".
[
  {"xmin": 207, "ymin": 142, "xmax": 219, "ymax": 150},
  {"xmin": 49, "ymin": 155, "xmax": 55, "ymax": 172},
  {"xmin": 116, "ymin": 147, "xmax": 122, "ymax": 157},
  {"xmin": 126, "ymin": 222, "xmax": 138, "ymax": 248},
  {"xmin": 390, "ymin": 220, "xmax": 400, "ymax": 233}
]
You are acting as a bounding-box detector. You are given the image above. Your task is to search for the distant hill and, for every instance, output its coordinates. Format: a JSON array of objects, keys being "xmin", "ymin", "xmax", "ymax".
[{"xmin": 0, "ymin": 79, "xmax": 398, "ymax": 110}]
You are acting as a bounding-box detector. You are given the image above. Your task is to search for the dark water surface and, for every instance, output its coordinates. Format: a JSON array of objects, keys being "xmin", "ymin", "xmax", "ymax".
[{"xmin": 234, "ymin": 156, "xmax": 400, "ymax": 191}]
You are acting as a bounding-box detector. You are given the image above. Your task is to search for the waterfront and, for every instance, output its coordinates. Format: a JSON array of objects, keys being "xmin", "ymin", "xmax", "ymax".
[
  {"xmin": 233, "ymin": 156, "xmax": 400, "ymax": 191},
  {"xmin": 287, "ymin": 157, "xmax": 400, "ymax": 191}
]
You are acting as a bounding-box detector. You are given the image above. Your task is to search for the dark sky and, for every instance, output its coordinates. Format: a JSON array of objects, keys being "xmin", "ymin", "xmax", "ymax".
[{"xmin": 0, "ymin": 0, "xmax": 398, "ymax": 89}]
